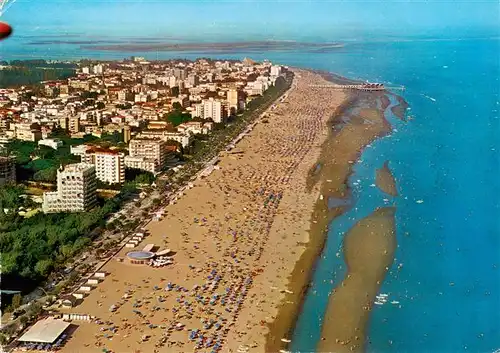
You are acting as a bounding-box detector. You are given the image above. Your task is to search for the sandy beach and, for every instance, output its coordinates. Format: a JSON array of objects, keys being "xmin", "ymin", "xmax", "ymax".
[{"xmin": 47, "ymin": 69, "xmax": 347, "ymax": 353}]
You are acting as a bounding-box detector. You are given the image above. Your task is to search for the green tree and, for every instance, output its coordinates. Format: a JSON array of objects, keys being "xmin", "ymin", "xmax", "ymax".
[
  {"xmin": 162, "ymin": 111, "xmax": 192, "ymax": 126},
  {"xmin": 172, "ymin": 102, "xmax": 183, "ymax": 111},
  {"xmin": 35, "ymin": 259, "xmax": 53, "ymax": 277},
  {"xmin": 11, "ymin": 294, "xmax": 22, "ymax": 310}
]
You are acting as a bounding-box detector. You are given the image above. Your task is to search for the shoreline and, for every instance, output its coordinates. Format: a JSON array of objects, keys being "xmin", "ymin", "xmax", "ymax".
[{"xmin": 267, "ymin": 73, "xmax": 408, "ymax": 351}]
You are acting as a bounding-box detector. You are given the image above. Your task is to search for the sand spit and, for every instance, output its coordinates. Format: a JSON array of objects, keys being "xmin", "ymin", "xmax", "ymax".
[
  {"xmin": 317, "ymin": 207, "xmax": 397, "ymax": 353},
  {"xmin": 376, "ymin": 161, "xmax": 398, "ymax": 197},
  {"xmin": 80, "ymin": 41, "xmax": 344, "ymax": 53},
  {"xmin": 53, "ymin": 69, "xmax": 346, "ymax": 353}
]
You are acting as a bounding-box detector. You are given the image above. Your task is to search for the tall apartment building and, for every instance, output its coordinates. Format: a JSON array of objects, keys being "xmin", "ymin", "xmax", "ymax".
[
  {"xmin": 173, "ymin": 68, "xmax": 187, "ymax": 80},
  {"xmin": 202, "ymin": 98, "xmax": 226, "ymax": 123},
  {"xmin": 59, "ymin": 116, "xmax": 68, "ymax": 130},
  {"xmin": 168, "ymin": 76, "xmax": 177, "ymax": 88},
  {"xmin": 187, "ymin": 74, "xmax": 199, "ymax": 87},
  {"xmin": 82, "ymin": 148, "xmax": 125, "ymax": 184},
  {"xmin": 68, "ymin": 116, "xmax": 80, "ymax": 134},
  {"xmin": 227, "ymin": 88, "xmax": 244, "ymax": 114},
  {"xmin": 270, "ymin": 65, "xmax": 282, "ymax": 77},
  {"xmin": 124, "ymin": 138, "xmax": 169, "ymax": 175},
  {"xmin": 42, "ymin": 163, "xmax": 97, "ymax": 213},
  {"xmin": 0, "ymin": 156, "xmax": 16, "ymax": 185},
  {"xmin": 194, "ymin": 103, "xmax": 204, "ymax": 119},
  {"xmin": 123, "ymin": 125, "xmax": 131, "ymax": 144},
  {"xmin": 93, "ymin": 64, "xmax": 104, "ymax": 75}
]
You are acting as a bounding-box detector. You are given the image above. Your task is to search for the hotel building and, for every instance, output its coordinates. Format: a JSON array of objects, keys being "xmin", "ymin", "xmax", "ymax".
[
  {"xmin": 125, "ymin": 138, "xmax": 170, "ymax": 175},
  {"xmin": 82, "ymin": 148, "xmax": 125, "ymax": 184},
  {"xmin": 42, "ymin": 163, "xmax": 97, "ymax": 213}
]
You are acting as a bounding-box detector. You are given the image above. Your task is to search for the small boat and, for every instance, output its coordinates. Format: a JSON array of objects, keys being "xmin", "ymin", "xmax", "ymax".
[
  {"xmin": 391, "ymin": 301, "xmax": 400, "ymax": 304},
  {"xmin": 374, "ymin": 301, "xmax": 384, "ymax": 305},
  {"xmin": 281, "ymin": 338, "xmax": 292, "ymax": 343},
  {"xmin": 416, "ymin": 200, "xmax": 424, "ymax": 204}
]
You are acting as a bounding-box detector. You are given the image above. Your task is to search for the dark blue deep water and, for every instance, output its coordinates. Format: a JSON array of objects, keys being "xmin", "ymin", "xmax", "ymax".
[{"xmin": 2, "ymin": 35, "xmax": 499, "ymax": 352}]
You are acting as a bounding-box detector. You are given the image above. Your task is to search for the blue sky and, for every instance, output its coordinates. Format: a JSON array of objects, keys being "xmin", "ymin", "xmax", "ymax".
[{"xmin": 2, "ymin": 0, "xmax": 499, "ymax": 40}]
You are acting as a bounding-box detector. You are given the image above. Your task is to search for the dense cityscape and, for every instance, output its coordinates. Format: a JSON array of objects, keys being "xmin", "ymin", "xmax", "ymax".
[{"xmin": 0, "ymin": 57, "xmax": 292, "ymax": 349}]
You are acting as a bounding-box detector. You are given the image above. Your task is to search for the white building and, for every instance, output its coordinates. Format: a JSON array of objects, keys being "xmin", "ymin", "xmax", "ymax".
[
  {"xmin": 201, "ymin": 98, "xmax": 226, "ymax": 123},
  {"xmin": 126, "ymin": 138, "xmax": 169, "ymax": 174},
  {"xmin": 177, "ymin": 121, "xmax": 213, "ymax": 135},
  {"xmin": 38, "ymin": 138, "xmax": 63, "ymax": 150},
  {"xmin": 169, "ymin": 76, "xmax": 177, "ymax": 88},
  {"xmin": 194, "ymin": 103, "xmax": 204, "ymax": 119},
  {"xmin": 70, "ymin": 144, "xmax": 92, "ymax": 158},
  {"xmin": 82, "ymin": 148, "xmax": 125, "ymax": 184},
  {"xmin": 93, "ymin": 64, "xmax": 104, "ymax": 75},
  {"xmin": 42, "ymin": 163, "xmax": 97, "ymax": 213},
  {"xmin": 162, "ymin": 132, "xmax": 191, "ymax": 147},
  {"xmin": 270, "ymin": 65, "xmax": 282, "ymax": 77},
  {"xmin": 124, "ymin": 156, "xmax": 159, "ymax": 175},
  {"xmin": 137, "ymin": 130, "xmax": 192, "ymax": 148},
  {"xmin": 117, "ymin": 90, "xmax": 128, "ymax": 102},
  {"xmin": 135, "ymin": 93, "xmax": 148, "ymax": 103}
]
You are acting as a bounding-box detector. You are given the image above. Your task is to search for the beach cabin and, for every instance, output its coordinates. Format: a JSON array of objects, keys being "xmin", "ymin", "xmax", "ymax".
[
  {"xmin": 126, "ymin": 243, "xmax": 136, "ymax": 248},
  {"xmin": 60, "ymin": 295, "xmax": 78, "ymax": 309},
  {"xmin": 79, "ymin": 285, "xmax": 93, "ymax": 292},
  {"xmin": 72, "ymin": 292, "xmax": 85, "ymax": 300},
  {"xmin": 94, "ymin": 272, "xmax": 106, "ymax": 279},
  {"xmin": 87, "ymin": 279, "xmax": 99, "ymax": 285}
]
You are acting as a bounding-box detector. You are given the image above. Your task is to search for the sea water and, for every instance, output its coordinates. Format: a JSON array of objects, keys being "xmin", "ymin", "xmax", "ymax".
[
  {"xmin": 1, "ymin": 35, "xmax": 499, "ymax": 353},
  {"xmin": 287, "ymin": 38, "xmax": 500, "ymax": 353}
]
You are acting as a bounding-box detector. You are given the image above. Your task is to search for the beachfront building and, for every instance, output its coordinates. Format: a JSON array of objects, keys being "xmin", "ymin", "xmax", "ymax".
[
  {"xmin": 125, "ymin": 138, "xmax": 170, "ymax": 175},
  {"xmin": 138, "ymin": 129, "xmax": 192, "ymax": 148},
  {"xmin": 17, "ymin": 317, "xmax": 71, "ymax": 349},
  {"xmin": 82, "ymin": 148, "xmax": 125, "ymax": 184},
  {"xmin": 194, "ymin": 98, "xmax": 227, "ymax": 123},
  {"xmin": 124, "ymin": 156, "xmax": 159, "ymax": 175},
  {"xmin": 0, "ymin": 156, "xmax": 16, "ymax": 185},
  {"xmin": 42, "ymin": 163, "xmax": 97, "ymax": 213}
]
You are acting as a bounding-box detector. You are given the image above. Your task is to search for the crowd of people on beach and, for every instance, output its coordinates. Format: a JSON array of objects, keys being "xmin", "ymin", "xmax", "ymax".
[{"xmin": 59, "ymin": 70, "xmax": 348, "ymax": 353}]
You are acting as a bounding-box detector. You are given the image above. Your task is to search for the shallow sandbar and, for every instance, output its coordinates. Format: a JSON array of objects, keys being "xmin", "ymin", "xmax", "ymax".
[{"xmin": 317, "ymin": 207, "xmax": 397, "ymax": 353}]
